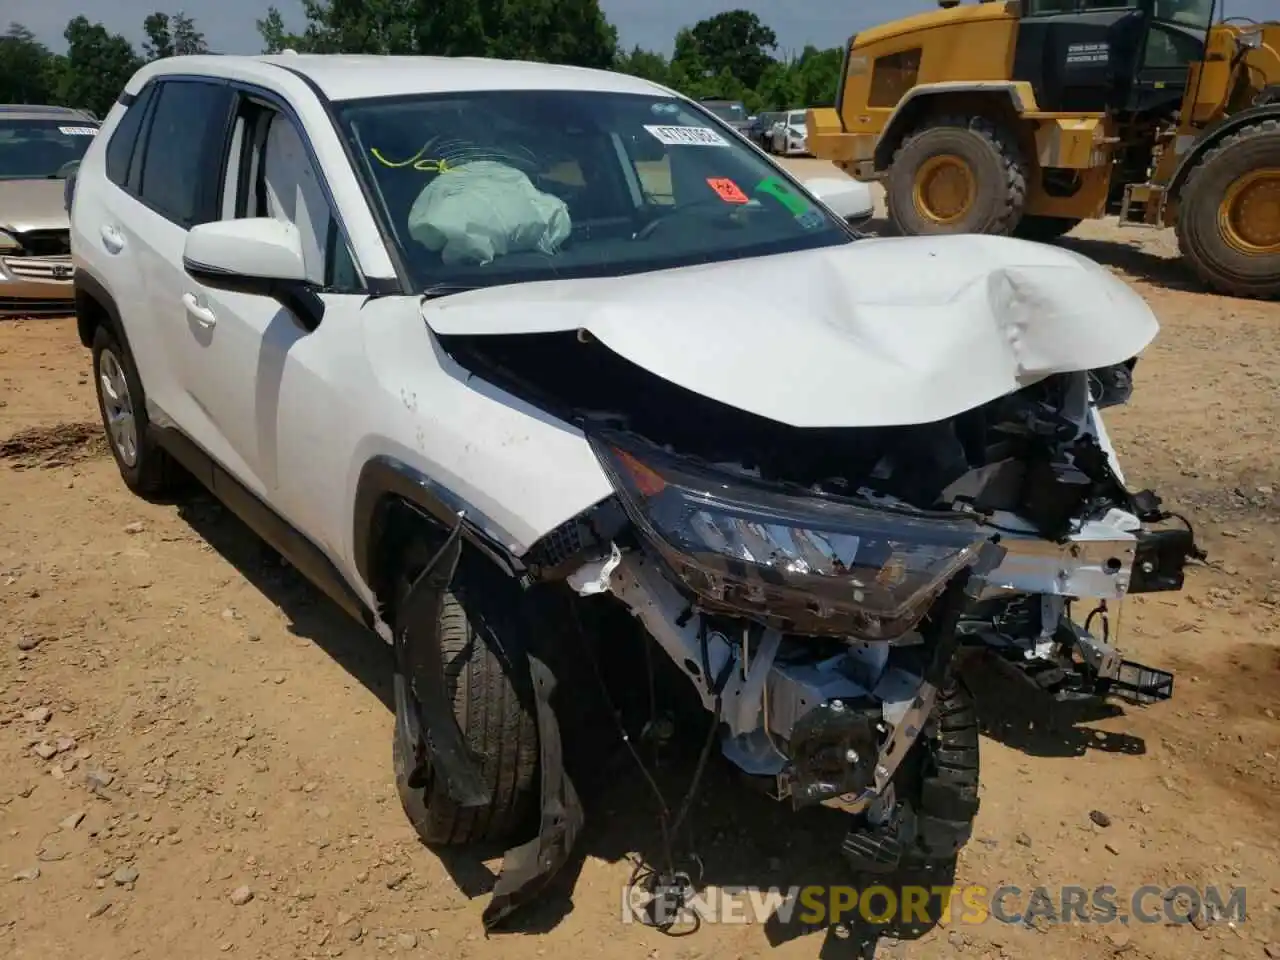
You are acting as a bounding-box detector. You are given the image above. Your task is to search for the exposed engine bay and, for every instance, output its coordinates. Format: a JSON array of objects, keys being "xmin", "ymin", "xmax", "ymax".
[{"xmin": 434, "ymin": 325, "xmax": 1204, "ymax": 881}]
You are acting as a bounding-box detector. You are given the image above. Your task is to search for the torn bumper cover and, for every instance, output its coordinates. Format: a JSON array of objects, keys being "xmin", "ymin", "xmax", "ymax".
[{"xmin": 482, "ymin": 655, "xmax": 584, "ymax": 931}]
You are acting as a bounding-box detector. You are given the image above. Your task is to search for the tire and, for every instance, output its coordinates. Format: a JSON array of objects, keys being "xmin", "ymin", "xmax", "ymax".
[
  {"xmin": 1175, "ymin": 119, "xmax": 1280, "ymax": 300},
  {"xmin": 90, "ymin": 323, "xmax": 185, "ymax": 499},
  {"xmin": 1014, "ymin": 215, "xmax": 1082, "ymax": 243},
  {"xmin": 887, "ymin": 115, "xmax": 1028, "ymax": 237},
  {"xmin": 392, "ymin": 545, "xmax": 539, "ymax": 847},
  {"xmin": 905, "ymin": 676, "xmax": 980, "ymax": 864}
]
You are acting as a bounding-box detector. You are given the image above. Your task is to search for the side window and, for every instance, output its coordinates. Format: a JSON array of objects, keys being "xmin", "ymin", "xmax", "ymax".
[
  {"xmin": 868, "ymin": 49, "xmax": 922, "ymax": 108},
  {"xmin": 220, "ymin": 98, "xmax": 362, "ymax": 293},
  {"xmin": 105, "ymin": 83, "xmax": 156, "ymax": 188},
  {"xmin": 138, "ymin": 80, "xmax": 234, "ymax": 228}
]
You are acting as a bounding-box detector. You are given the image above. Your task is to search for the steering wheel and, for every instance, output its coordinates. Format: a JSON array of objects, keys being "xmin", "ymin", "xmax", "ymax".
[{"xmin": 632, "ymin": 199, "xmax": 748, "ymax": 241}]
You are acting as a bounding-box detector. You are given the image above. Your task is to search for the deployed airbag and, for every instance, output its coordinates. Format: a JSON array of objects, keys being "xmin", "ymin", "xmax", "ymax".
[{"xmin": 407, "ymin": 161, "xmax": 571, "ymax": 266}]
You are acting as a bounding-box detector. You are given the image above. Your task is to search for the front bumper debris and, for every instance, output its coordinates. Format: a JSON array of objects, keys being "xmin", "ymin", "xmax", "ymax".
[{"xmin": 483, "ymin": 655, "xmax": 584, "ymax": 930}]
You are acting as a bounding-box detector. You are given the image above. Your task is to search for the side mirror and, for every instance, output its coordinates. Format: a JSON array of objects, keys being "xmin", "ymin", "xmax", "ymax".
[
  {"xmin": 183, "ymin": 218, "xmax": 324, "ymax": 331},
  {"xmin": 803, "ymin": 177, "xmax": 875, "ymax": 226}
]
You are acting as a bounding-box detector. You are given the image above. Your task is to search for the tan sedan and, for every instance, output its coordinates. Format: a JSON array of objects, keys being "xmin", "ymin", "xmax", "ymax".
[{"xmin": 0, "ymin": 105, "xmax": 99, "ymax": 316}]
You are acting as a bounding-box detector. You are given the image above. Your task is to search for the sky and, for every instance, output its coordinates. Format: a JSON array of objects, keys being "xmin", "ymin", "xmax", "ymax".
[{"xmin": 8, "ymin": 0, "xmax": 1274, "ymax": 57}]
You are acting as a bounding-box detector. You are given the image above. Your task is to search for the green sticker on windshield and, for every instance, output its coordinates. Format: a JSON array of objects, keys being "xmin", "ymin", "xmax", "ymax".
[{"xmin": 755, "ymin": 175, "xmax": 811, "ymax": 216}]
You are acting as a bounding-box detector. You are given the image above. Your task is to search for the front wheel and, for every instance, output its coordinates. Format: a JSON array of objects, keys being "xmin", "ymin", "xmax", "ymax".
[
  {"xmin": 1176, "ymin": 119, "xmax": 1280, "ymax": 300},
  {"xmin": 842, "ymin": 675, "xmax": 980, "ymax": 872},
  {"xmin": 392, "ymin": 546, "xmax": 540, "ymax": 847},
  {"xmin": 906, "ymin": 676, "xmax": 981, "ymax": 863}
]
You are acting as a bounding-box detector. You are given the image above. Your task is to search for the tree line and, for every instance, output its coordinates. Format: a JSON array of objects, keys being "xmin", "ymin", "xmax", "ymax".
[
  {"xmin": 0, "ymin": 3, "xmax": 843, "ymax": 120},
  {"xmin": 1, "ymin": 14, "xmax": 207, "ymax": 117}
]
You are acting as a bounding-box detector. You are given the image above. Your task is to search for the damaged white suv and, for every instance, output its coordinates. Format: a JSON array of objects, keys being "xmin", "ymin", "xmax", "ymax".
[{"xmin": 71, "ymin": 54, "xmax": 1203, "ymax": 927}]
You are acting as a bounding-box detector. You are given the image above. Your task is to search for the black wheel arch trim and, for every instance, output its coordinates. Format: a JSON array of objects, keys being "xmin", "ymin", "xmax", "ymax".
[
  {"xmin": 874, "ymin": 84, "xmax": 1028, "ymax": 170},
  {"xmin": 1169, "ymin": 102, "xmax": 1280, "ymax": 199},
  {"xmin": 74, "ymin": 268, "xmax": 124, "ymax": 348},
  {"xmin": 353, "ymin": 454, "xmax": 526, "ymax": 613}
]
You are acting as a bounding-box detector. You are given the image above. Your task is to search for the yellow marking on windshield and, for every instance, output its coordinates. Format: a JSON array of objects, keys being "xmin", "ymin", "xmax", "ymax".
[{"xmin": 369, "ymin": 146, "xmax": 452, "ymax": 173}]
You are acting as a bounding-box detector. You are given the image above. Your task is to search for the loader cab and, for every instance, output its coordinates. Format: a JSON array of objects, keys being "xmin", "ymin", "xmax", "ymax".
[{"xmin": 1012, "ymin": 0, "xmax": 1214, "ymax": 115}]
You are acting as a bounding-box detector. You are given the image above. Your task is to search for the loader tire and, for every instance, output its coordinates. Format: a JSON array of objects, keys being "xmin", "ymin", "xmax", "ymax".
[
  {"xmin": 887, "ymin": 115, "xmax": 1028, "ymax": 237},
  {"xmin": 392, "ymin": 545, "xmax": 539, "ymax": 847},
  {"xmin": 1176, "ymin": 119, "xmax": 1280, "ymax": 300},
  {"xmin": 1014, "ymin": 215, "xmax": 1082, "ymax": 243},
  {"xmin": 906, "ymin": 676, "xmax": 980, "ymax": 863}
]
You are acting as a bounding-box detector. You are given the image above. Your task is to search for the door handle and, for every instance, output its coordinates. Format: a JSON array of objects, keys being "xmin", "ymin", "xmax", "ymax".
[
  {"xmin": 100, "ymin": 224, "xmax": 124, "ymax": 254},
  {"xmin": 182, "ymin": 292, "xmax": 217, "ymax": 328}
]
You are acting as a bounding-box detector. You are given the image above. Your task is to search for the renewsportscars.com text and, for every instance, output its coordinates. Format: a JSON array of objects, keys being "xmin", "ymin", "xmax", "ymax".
[{"xmin": 620, "ymin": 882, "xmax": 1247, "ymax": 928}]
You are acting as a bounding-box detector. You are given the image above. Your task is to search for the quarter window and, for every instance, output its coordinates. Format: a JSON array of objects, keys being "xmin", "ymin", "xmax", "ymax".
[{"xmin": 104, "ymin": 83, "xmax": 156, "ymax": 188}]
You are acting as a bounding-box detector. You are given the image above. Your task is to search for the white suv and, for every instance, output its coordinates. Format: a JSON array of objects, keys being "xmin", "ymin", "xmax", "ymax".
[{"xmin": 71, "ymin": 54, "xmax": 1198, "ymax": 929}]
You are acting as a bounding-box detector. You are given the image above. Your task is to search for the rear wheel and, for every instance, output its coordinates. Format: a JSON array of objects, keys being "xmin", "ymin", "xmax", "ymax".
[
  {"xmin": 1176, "ymin": 119, "xmax": 1280, "ymax": 300},
  {"xmin": 392, "ymin": 545, "xmax": 539, "ymax": 847},
  {"xmin": 1014, "ymin": 215, "xmax": 1082, "ymax": 243},
  {"xmin": 90, "ymin": 324, "xmax": 185, "ymax": 499},
  {"xmin": 887, "ymin": 115, "xmax": 1028, "ymax": 237}
]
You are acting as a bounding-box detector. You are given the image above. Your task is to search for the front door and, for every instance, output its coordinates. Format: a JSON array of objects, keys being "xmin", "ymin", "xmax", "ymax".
[{"xmin": 177, "ymin": 91, "xmax": 367, "ymax": 552}]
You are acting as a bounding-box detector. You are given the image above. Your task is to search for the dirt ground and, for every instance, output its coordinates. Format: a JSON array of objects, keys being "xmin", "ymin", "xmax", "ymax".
[{"xmin": 2, "ymin": 158, "xmax": 1279, "ymax": 960}]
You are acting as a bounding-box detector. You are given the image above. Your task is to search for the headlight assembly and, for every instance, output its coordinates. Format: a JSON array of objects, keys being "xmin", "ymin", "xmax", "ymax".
[{"xmin": 589, "ymin": 430, "xmax": 997, "ymax": 640}]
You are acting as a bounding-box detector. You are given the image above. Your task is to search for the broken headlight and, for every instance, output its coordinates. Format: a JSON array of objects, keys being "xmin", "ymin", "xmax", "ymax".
[{"xmin": 590, "ymin": 430, "xmax": 993, "ymax": 639}]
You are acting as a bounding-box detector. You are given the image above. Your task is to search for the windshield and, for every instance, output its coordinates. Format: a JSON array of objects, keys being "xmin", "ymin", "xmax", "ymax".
[
  {"xmin": 1153, "ymin": 0, "xmax": 1213, "ymax": 26},
  {"xmin": 337, "ymin": 90, "xmax": 851, "ymax": 293},
  {"xmin": 1035, "ymin": 0, "xmax": 1214, "ymax": 25},
  {"xmin": 0, "ymin": 118, "xmax": 98, "ymax": 181},
  {"xmin": 703, "ymin": 101, "xmax": 747, "ymax": 122},
  {"xmin": 788, "ymin": 113, "xmax": 807, "ymax": 128}
]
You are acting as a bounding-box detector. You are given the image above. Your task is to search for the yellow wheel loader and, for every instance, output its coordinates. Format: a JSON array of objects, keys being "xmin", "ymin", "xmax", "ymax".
[{"xmin": 806, "ymin": 0, "xmax": 1280, "ymax": 299}]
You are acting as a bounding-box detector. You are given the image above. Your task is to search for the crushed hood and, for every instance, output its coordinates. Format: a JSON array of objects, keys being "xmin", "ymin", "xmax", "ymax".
[
  {"xmin": 0, "ymin": 179, "xmax": 70, "ymax": 233},
  {"xmin": 423, "ymin": 234, "xmax": 1159, "ymax": 428}
]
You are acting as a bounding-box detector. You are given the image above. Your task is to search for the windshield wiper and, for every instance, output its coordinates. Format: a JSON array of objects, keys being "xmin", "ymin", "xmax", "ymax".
[{"xmin": 420, "ymin": 282, "xmax": 481, "ymax": 301}]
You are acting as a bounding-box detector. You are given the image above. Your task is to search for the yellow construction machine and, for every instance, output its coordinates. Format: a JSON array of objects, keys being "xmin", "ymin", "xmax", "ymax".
[{"xmin": 807, "ymin": 0, "xmax": 1280, "ymax": 299}]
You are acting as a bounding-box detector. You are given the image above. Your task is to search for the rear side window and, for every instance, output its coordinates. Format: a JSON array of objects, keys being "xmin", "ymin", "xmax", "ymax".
[
  {"xmin": 105, "ymin": 84, "xmax": 156, "ymax": 187},
  {"xmin": 138, "ymin": 80, "xmax": 234, "ymax": 228}
]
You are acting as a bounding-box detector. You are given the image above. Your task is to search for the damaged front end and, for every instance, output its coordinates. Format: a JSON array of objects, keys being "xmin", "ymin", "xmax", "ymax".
[{"xmin": 504, "ymin": 356, "xmax": 1204, "ymax": 878}]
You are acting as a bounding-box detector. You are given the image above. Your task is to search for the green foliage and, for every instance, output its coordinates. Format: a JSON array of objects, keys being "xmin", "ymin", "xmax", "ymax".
[
  {"xmin": 53, "ymin": 17, "xmax": 143, "ymax": 118},
  {"xmin": 262, "ymin": 1, "xmax": 841, "ymax": 112},
  {"xmin": 0, "ymin": 24, "xmax": 61, "ymax": 105},
  {"xmin": 144, "ymin": 11, "xmax": 209, "ymax": 60},
  {"xmin": 255, "ymin": 0, "xmax": 615, "ymax": 67},
  {"xmin": 688, "ymin": 10, "xmax": 777, "ymax": 91},
  {"xmin": 611, "ymin": 10, "xmax": 845, "ymax": 113},
  {"xmin": 0, "ymin": 4, "xmax": 844, "ymax": 123}
]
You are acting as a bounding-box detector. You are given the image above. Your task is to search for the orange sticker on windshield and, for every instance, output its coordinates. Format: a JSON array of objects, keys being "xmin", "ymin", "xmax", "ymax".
[{"xmin": 706, "ymin": 177, "xmax": 749, "ymax": 204}]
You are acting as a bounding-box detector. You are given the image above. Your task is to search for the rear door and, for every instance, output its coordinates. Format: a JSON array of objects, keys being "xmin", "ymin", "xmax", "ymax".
[
  {"xmin": 127, "ymin": 78, "xmax": 239, "ymax": 473},
  {"xmin": 71, "ymin": 83, "xmax": 161, "ymax": 399}
]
